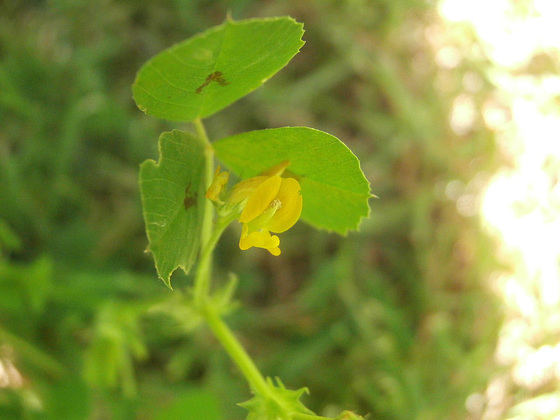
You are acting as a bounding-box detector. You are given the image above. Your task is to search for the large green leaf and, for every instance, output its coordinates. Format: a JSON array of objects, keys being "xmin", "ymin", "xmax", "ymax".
[
  {"xmin": 139, "ymin": 130, "xmax": 205, "ymax": 288},
  {"xmin": 213, "ymin": 127, "xmax": 371, "ymax": 234},
  {"xmin": 132, "ymin": 17, "xmax": 304, "ymax": 122}
]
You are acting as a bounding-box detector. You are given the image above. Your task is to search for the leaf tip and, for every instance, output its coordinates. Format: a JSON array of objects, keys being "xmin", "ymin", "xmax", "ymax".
[
  {"xmin": 161, "ymin": 278, "xmax": 174, "ymax": 290},
  {"xmin": 155, "ymin": 264, "xmax": 174, "ymax": 290}
]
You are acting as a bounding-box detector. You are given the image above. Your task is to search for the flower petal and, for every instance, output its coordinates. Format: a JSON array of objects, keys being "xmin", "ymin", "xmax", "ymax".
[
  {"xmin": 229, "ymin": 176, "xmax": 268, "ymax": 206},
  {"xmin": 260, "ymin": 160, "xmax": 290, "ymax": 177},
  {"xmin": 205, "ymin": 166, "xmax": 229, "ymax": 203},
  {"xmin": 267, "ymin": 245, "xmax": 281, "ymax": 256},
  {"xmin": 239, "ymin": 228, "xmax": 281, "ymax": 254},
  {"xmin": 267, "ymin": 177, "xmax": 302, "ymax": 233},
  {"xmin": 239, "ymin": 175, "xmax": 282, "ymax": 223}
]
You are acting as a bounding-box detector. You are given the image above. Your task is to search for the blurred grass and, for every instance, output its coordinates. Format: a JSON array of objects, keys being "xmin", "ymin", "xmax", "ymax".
[{"xmin": 1, "ymin": 0, "xmax": 503, "ymax": 419}]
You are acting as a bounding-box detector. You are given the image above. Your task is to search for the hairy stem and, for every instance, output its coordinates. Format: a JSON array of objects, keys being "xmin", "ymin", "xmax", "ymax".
[
  {"xmin": 201, "ymin": 303, "xmax": 272, "ymax": 398},
  {"xmin": 192, "ymin": 118, "xmax": 215, "ymax": 304},
  {"xmin": 190, "ymin": 119, "xmax": 270, "ymax": 396},
  {"xmin": 189, "ymin": 119, "xmax": 317, "ymax": 415},
  {"xmin": 193, "ymin": 212, "xmax": 236, "ymax": 306}
]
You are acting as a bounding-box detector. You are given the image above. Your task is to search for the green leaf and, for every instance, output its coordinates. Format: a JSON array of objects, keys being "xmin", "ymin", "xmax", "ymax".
[
  {"xmin": 132, "ymin": 17, "xmax": 304, "ymax": 122},
  {"xmin": 139, "ymin": 130, "xmax": 205, "ymax": 288},
  {"xmin": 239, "ymin": 377, "xmax": 315, "ymax": 420},
  {"xmin": 213, "ymin": 127, "xmax": 371, "ymax": 234}
]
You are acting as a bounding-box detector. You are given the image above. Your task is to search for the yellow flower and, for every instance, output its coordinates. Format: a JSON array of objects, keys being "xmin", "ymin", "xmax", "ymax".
[
  {"xmin": 205, "ymin": 166, "xmax": 229, "ymax": 204},
  {"xmin": 208, "ymin": 161, "xmax": 302, "ymax": 256},
  {"xmin": 236, "ymin": 175, "xmax": 302, "ymax": 256}
]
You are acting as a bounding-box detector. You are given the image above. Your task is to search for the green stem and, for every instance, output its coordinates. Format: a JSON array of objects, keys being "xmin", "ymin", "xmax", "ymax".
[
  {"xmin": 190, "ymin": 210, "xmax": 271, "ymax": 396},
  {"xmin": 193, "ymin": 212, "xmax": 236, "ymax": 306},
  {"xmin": 192, "ymin": 118, "xmax": 215, "ymax": 304},
  {"xmin": 189, "ymin": 118, "xmax": 299, "ymax": 411},
  {"xmin": 202, "ymin": 303, "xmax": 272, "ymax": 398},
  {"xmin": 191, "ymin": 205, "xmax": 270, "ymax": 396},
  {"xmin": 194, "ymin": 118, "xmax": 214, "ymax": 261}
]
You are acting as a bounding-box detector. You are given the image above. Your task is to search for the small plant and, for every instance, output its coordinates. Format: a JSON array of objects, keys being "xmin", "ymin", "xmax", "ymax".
[{"xmin": 133, "ymin": 16, "xmax": 371, "ymax": 419}]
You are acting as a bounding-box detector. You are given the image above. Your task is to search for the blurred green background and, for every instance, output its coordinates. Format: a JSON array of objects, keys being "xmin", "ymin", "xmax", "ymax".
[{"xmin": 1, "ymin": 0, "xmax": 505, "ymax": 419}]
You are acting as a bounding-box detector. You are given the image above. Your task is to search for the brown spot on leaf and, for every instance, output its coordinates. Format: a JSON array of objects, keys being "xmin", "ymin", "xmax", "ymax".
[
  {"xmin": 195, "ymin": 71, "xmax": 230, "ymax": 94},
  {"xmin": 183, "ymin": 184, "xmax": 197, "ymax": 210}
]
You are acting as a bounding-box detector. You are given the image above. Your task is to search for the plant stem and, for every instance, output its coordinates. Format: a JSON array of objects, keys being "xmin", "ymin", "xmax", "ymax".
[
  {"xmin": 202, "ymin": 303, "xmax": 272, "ymax": 399},
  {"xmin": 194, "ymin": 118, "xmax": 214, "ymax": 263},
  {"xmin": 190, "ymin": 118, "xmax": 296, "ymax": 410},
  {"xmin": 192, "ymin": 118, "xmax": 215, "ymax": 304},
  {"xmin": 193, "ymin": 212, "xmax": 236, "ymax": 306},
  {"xmin": 191, "ymin": 206, "xmax": 270, "ymax": 396},
  {"xmin": 189, "ymin": 119, "xmax": 271, "ymax": 398}
]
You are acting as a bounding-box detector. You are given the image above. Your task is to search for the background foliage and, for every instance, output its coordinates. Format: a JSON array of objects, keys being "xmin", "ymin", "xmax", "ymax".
[{"xmin": 0, "ymin": 0, "xmax": 503, "ymax": 419}]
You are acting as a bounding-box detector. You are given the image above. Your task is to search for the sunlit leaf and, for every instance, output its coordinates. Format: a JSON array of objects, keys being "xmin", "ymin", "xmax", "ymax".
[
  {"xmin": 214, "ymin": 127, "xmax": 371, "ymax": 234},
  {"xmin": 139, "ymin": 130, "xmax": 205, "ymax": 288},
  {"xmin": 132, "ymin": 17, "xmax": 304, "ymax": 122}
]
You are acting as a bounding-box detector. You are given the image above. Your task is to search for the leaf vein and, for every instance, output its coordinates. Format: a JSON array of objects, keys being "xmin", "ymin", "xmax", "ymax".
[
  {"xmin": 147, "ymin": 60, "xmax": 196, "ymax": 93},
  {"xmin": 134, "ymin": 82, "xmax": 198, "ymax": 109}
]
